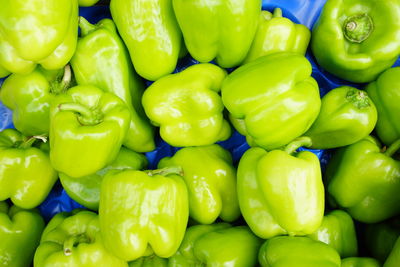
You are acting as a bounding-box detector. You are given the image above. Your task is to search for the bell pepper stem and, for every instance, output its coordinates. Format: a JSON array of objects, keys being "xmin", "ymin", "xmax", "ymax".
[
  {"xmin": 263, "ymin": 8, "xmax": 283, "ymax": 21},
  {"xmin": 60, "ymin": 65, "xmax": 72, "ymax": 92},
  {"xmin": 145, "ymin": 166, "xmax": 184, "ymax": 177},
  {"xmin": 384, "ymin": 139, "xmax": 400, "ymax": 157},
  {"xmin": 273, "ymin": 8, "xmax": 282, "ymax": 18},
  {"xmin": 63, "ymin": 234, "xmax": 90, "ymax": 256},
  {"xmin": 19, "ymin": 135, "xmax": 47, "ymax": 149},
  {"xmin": 58, "ymin": 103, "xmax": 103, "ymax": 126},
  {"xmin": 343, "ymin": 14, "xmax": 373, "ymax": 43},
  {"xmin": 50, "ymin": 65, "xmax": 72, "ymax": 94},
  {"xmin": 346, "ymin": 88, "xmax": 370, "ymax": 108},
  {"xmin": 79, "ymin": 16, "xmax": 96, "ymax": 36},
  {"xmin": 284, "ymin": 136, "xmax": 313, "ymax": 155}
]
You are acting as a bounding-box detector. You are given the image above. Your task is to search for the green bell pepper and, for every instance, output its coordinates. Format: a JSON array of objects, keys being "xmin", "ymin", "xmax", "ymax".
[
  {"xmin": 142, "ymin": 63, "xmax": 231, "ymax": 147},
  {"xmin": 342, "ymin": 258, "xmax": 381, "ymax": 267},
  {"xmin": 169, "ymin": 223, "xmax": 262, "ymax": 267},
  {"xmin": 237, "ymin": 138, "xmax": 324, "ymax": 239},
  {"xmin": 0, "ymin": 0, "xmax": 78, "ymax": 74},
  {"xmin": 78, "ymin": 0, "xmax": 99, "ymax": 6},
  {"xmin": 0, "ymin": 65, "xmax": 72, "ymax": 136},
  {"xmin": 0, "ymin": 201, "xmax": 45, "ymax": 267},
  {"xmin": 60, "ymin": 147, "xmax": 147, "ymax": 211},
  {"xmin": 365, "ymin": 217, "xmax": 400, "ymax": 263},
  {"xmin": 110, "ymin": 0, "xmax": 182, "ymax": 81},
  {"xmin": 243, "ymin": 8, "xmax": 310, "ymax": 63},
  {"xmin": 34, "ymin": 210, "xmax": 127, "ymax": 267},
  {"xmin": 221, "ymin": 53, "xmax": 320, "ymax": 150},
  {"xmin": 173, "ymin": 0, "xmax": 261, "ymax": 68},
  {"xmin": 311, "ymin": 0, "xmax": 400, "ymax": 83},
  {"xmin": 304, "ymin": 86, "xmax": 377, "ymax": 149},
  {"xmin": 99, "ymin": 167, "xmax": 189, "ymax": 261},
  {"xmin": 384, "ymin": 237, "xmax": 400, "ymax": 267},
  {"xmin": 71, "ymin": 17, "xmax": 155, "ymax": 152},
  {"xmin": 0, "ymin": 65, "xmax": 9, "ymax": 78},
  {"xmin": 258, "ymin": 236, "xmax": 341, "ymax": 267},
  {"xmin": 307, "ymin": 210, "xmax": 358, "ymax": 258},
  {"xmin": 50, "ymin": 85, "xmax": 131, "ymax": 178},
  {"xmin": 0, "ymin": 129, "xmax": 58, "ymax": 209},
  {"xmin": 366, "ymin": 67, "xmax": 400, "ymax": 146},
  {"xmin": 129, "ymin": 256, "xmax": 168, "ymax": 267},
  {"xmin": 326, "ymin": 136, "xmax": 400, "ymax": 223},
  {"xmin": 158, "ymin": 144, "xmax": 240, "ymax": 224}
]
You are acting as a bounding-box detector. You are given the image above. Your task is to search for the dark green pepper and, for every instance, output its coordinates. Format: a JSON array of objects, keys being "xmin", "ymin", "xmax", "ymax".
[
  {"xmin": 365, "ymin": 217, "xmax": 400, "ymax": 263},
  {"xmin": 384, "ymin": 237, "xmax": 400, "ymax": 267},
  {"xmin": 304, "ymin": 86, "xmax": 377, "ymax": 149},
  {"xmin": 366, "ymin": 67, "xmax": 400, "ymax": 146},
  {"xmin": 311, "ymin": 0, "xmax": 400, "ymax": 83},
  {"xmin": 342, "ymin": 258, "xmax": 381, "ymax": 267},
  {"xmin": 326, "ymin": 136, "xmax": 400, "ymax": 223}
]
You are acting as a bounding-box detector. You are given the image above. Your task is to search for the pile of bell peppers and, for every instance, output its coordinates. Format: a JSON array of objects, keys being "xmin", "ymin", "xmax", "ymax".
[{"xmin": 1, "ymin": 0, "xmax": 400, "ymax": 266}]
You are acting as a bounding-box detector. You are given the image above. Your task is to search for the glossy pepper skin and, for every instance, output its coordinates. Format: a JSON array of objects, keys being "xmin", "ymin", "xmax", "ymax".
[
  {"xmin": 110, "ymin": 0, "xmax": 182, "ymax": 81},
  {"xmin": 237, "ymin": 139, "xmax": 324, "ymax": 239},
  {"xmin": 366, "ymin": 67, "xmax": 400, "ymax": 146},
  {"xmin": 60, "ymin": 147, "xmax": 148, "ymax": 211},
  {"xmin": 71, "ymin": 18, "xmax": 155, "ymax": 152},
  {"xmin": 34, "ymin": 210, "xmax": 127, "ymax": 267},
  {"xmin": 311, "ymin": 0, "xmax": 400, "ymax": 83},
  {"xmin": 384, "ymin": 237, "xmax": 400, "ymax": 267},
  {"xmin": 326, "ymin": 136, "xmax": 400, "ymax": 223},
  {"xmin": 304, "ymin": 86, "xmax": 377, "ymax": 149},
  {"xmin": 0, "ymin": 65, "xmax": 72, "ymax": 136},
  {"xmin": 173, "ymin": 0, "xmax": 261, "ymax": 68},
  {"xmin": 99, "ymin": 167, "xmax": 189, "ymax": 261},
  {"xmin": 365, "ymin": 217, "xmax": 400, "ymax": 263},
  {"xmin": 342, "ymin": 258, "xmax": 381, "ymax": 267},
  {"xmin": 169, "ymin": 223, "xmax": 262, "ymax": 267},
  {"xmin": 243, "ymin": 8, "xmax": 310, "ymax": 63},
  {"xmin": 0, "ymin": 0, "xmax": 78, "ymax": 74},
  {"xmin": 222, "ymin": 53, "xmax": 320, "ymax": 150},
  {"xmin": 0, "ymin": 129, "xmax": 58, "ymax": 209},
  {"xmin": 50, "ymin": 85, "xmax": 130, "ymax": 178},
  {"xmin": 78, "ymin": 0, "xmax": 99, "ymax": 6},
  {"xmin": 258, "ymin": 236, "xmax": 341, "ymax": 267},
  {"xmin": 307, "ymin": 210, "xmax": 358, "ymax": 258},
  {"xmin": 142, "ymin": 63, "xmax": 231, "ymax": 147},
  {"xmin": 158, "ymin": 144, "xmax": 240, "ymax": 224},
  {"xmin": 0, "ymin": 201, "xmax": 45, "ymax": 267}
]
